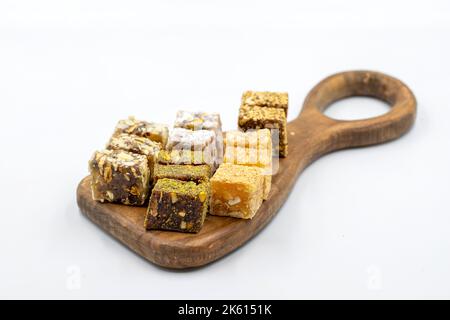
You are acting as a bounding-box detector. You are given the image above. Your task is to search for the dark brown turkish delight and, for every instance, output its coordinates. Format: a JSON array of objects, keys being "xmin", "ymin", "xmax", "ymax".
[{"xmin": 144, "ymin": 179, "xmax": 209, "ymax": 233}]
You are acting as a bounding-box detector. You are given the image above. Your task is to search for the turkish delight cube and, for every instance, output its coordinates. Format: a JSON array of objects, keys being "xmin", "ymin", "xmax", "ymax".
[
  {"xmin": 107, "ymin": 133, "xmax": 161, "ymax": 180},
  {"xmin": 223, "ymin": 146, "xmax": 272, "ymax": 173},
  {"xmin": 166, "ymin": 128, "xmax": 217, "ymax": 169},
  {"xmin": 224, "ymin": 129, "xmax": 272, "ymax": 199},
  {"xmin": 174, "ymin": 111, "xmax": 223, "ymax": 165},
  {"xmin": 241, "ymin": 91, "xmax": 289, "ymax": 116},
  {"xmin": 210, "ymin": 163, "xmax": 264, "ymax": 219},
  {"xmin": 223, "ymin": 146, "xmax": 272, "ymax": 200},
  {"xmin": 89, "ymin": 149, "xmax": 150, "ymax": 205},
  {"xmin": 238, "ymin": 105, "xmax": 288, "ymax": 157},
  {"xmin": 113, "ymin": 116, "xmax": 169, "ymax": 148},
  {"xmin": 153, "ymin": 162, "xmax": 211, "ymax": 185},
  {"xmin": 145, "ymin": 179, "xmax": 209, "ymax": 233},
  {"xmin": 174, "ymin": 110, "xmax": 222, "ymax": 133},
  {"xmin": 224, "ymin": 129, "xmax": 272, "ymax": 154}
]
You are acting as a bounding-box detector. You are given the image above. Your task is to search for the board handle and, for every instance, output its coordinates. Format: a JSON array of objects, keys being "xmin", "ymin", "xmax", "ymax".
[{"xmin": 296, "ymin": 70, "xmax": 417, "ymax": 152}]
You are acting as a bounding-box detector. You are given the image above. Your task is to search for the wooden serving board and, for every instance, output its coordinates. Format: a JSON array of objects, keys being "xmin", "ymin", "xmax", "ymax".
[{"xmin": 77, "ymin": 71, "xmax": 417, "ymax": 269}]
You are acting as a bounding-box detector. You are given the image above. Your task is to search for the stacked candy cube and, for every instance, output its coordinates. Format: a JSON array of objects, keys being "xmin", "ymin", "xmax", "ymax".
[{"xmin": 88, "ymin": 91, "xmax": 289, "ymax": 233}]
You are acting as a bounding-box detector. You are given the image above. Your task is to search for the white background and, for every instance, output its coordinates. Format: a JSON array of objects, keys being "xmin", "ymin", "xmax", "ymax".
[{"xmin": 0, "ymin": 0, "xmax": 449, "ymax": 299}]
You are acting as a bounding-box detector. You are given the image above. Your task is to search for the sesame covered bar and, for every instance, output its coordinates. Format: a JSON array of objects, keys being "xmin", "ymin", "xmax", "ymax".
[
  {"xmin": 107, "ymin": 133, "xmax": 161, "ymax": 180},
  {"xmin": 89, "ymin": 149, "xmax": 150, "ymax": 205},
  {"xmin": 174, "ymin": 111, "xmax": 223, "ymax": 166},
  {"xmin": 238, "ymin": 105, "xmax": 288, "ymax": 157},
  {"xmin": 241, "ymin": 91, "xmax": 289, "ymax": 116},
  {"xmin": 113, "ymin": 116, "xmax": 169, "ymax": 148},
  {"xmin": 166, "ymin": 128, "xmax": 217, "ymax": 170},
  {"xmin": 145, "ymin": 179, "xmax": 209, "ymax": 233},
  {"xmin": 210, "ymin": 164, "xmax": 264, "ymax": 219}
]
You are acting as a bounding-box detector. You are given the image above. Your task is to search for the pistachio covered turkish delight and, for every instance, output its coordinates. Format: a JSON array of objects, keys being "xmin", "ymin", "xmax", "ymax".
[
  {"xmin": 145, "ymin": 178, "xmax": 209, "ymax": 233},
  {"xmin": 153, "ymin": 162, "xmax": 211, "ymax": 185}
]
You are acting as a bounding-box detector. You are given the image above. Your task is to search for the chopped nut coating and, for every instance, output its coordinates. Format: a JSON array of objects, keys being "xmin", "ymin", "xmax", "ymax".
[
  {"xmin": 113, "ymin": 116, "xmax": 169, "ymax": 148},
  {"xmin": 145, "ymin": 179, "xmax": 209, "ymax": 233},
  {"xmin": 107, "ymin": 133, "xmax": 161, "ymax": 180},
  {"xmin": 89, "ymin": 149, "xmax": 150, "ymax": 205}
]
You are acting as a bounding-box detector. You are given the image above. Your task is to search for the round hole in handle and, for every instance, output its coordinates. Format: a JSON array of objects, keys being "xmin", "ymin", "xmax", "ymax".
[
  {"xmin": 302, "ymin": 70, "xmax": 417, "ymax": 148},
  {"xmin": 324, "ymin": 96, "xmax": 391, "ymax": 121}
]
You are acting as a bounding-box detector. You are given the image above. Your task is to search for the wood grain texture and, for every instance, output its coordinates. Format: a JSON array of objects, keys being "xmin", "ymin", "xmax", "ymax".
[{"xmin": 77, "ymin": 70, "xmax": 417, "ymax": 269}]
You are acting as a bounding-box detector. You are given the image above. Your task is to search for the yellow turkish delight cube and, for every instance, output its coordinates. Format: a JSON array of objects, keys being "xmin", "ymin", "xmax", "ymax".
[{"xmin": 210, "ymin": 164, "xmax": 264, "ymax": 219}]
